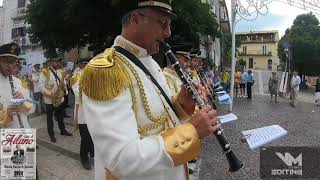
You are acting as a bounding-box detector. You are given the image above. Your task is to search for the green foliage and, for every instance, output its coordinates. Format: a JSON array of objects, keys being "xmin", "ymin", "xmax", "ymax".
[
  {"xmin": 26, "ymin": 0, "xmax": 220, "ymax": 57},
  {"xmin": 222, "ymin": 33, "xmax": 241, "ymax": 66},
  {"xmin": 239, "ymin": 58, "xmax": 246, "ymax": 67},
  {"xmin": 169, "ymin": 0, "xmax": 220, "ymax": 44},
  {"xmin": 278, "ymin": 13, "xmax": 320, "ymax": 76}
]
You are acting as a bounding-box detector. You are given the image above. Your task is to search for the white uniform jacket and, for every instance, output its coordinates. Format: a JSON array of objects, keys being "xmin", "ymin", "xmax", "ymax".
[
  {"xmin": 39, "ymin": 67, "xmax": 64, "ymax": 105},
  {"xmin": 32, "ymin": 71, "xmax": 41, "ymax": 93},
  {"xmin": 80, "ymin": 36, "xmax": 200, "ymax": 180},
  {"xmin": 163, "ymin": 67, "xmax": 182, "ymax": 97},
  {"xmin": 0, "ymin": 74, "xmax": 35, "ymax": 128},
  {"xmin": 71, "ymin": 70, "xmax": 85, "ymax": 124}
]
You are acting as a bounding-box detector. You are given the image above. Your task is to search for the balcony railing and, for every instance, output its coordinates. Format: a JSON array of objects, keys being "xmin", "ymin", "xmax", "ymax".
[
  {"xmin": 238, "ymin": 51, "xmax": 272, "ymax": 56},
  {"xmin": 239, "ymin": 38, "xmax": 276, "ymax": 43},
  {"xmin": 11, "ymin": 8, "xmax": 26, "ymax": 20}
]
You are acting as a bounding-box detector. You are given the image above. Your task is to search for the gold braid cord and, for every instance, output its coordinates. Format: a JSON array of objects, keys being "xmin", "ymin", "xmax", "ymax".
[{"xmin": 80, "ymin": 48, "xmax": 169, "ymax": 135}]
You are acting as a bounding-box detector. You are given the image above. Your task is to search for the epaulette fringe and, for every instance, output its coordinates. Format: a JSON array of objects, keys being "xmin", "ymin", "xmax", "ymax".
[{"xmin": 79, "ymin": 48, "xmax": 131, "ymax": 101}]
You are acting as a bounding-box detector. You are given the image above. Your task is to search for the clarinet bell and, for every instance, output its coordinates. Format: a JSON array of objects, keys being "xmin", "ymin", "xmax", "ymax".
[{"xmin": 226, "ymin": 150, "xmax": 244, "ymax": 172}]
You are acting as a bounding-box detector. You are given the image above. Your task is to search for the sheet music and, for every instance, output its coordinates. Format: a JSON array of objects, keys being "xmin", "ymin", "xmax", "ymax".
[
  {"xmin": 242, "ymin": 125, "xmax": 287, "ymax": 150},
  {"xmin": 218, "ymin": 94, "xmax": 230, "ymax": 102},
  {"xmin": 218, "ymin": 113, "xmax": 237, "ymax": 124}
]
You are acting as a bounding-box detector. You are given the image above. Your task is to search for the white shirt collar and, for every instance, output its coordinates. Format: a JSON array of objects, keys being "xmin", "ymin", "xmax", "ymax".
[{"xmin": 113, "ymin": 36, "xmax": 148, "ymax": 58}]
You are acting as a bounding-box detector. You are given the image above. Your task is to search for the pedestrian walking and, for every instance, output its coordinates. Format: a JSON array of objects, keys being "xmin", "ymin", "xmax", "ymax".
[
  {"xmin": 246, "ymin": 70, "xmax": 255, "ymax": 99},
  {"xmin": 268, "ymin": 72, "xmax": 279, "ymax": 103},
  {"xmin": 240, "ymin": 68, "xmax": 247, "ymax": 98},
  {"xmin": 290, "ymin": 71, "xmax": 301, "ymax": 107}
]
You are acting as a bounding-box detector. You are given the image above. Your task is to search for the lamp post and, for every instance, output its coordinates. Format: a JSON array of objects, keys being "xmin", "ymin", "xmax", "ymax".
[{"xmin": 229, "ymin": 0, "xmax": 236, "ymax": 112}]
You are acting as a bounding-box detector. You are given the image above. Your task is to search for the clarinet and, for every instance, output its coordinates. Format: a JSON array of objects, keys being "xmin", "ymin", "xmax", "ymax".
[
  {"xmin": 196, "ymin": 69, "xmax": 217, "ymax": 109},
  {"xmin": 159, "ymin": 41, "xmax": 244, "ymax": 172},
  {"xmin": 9, "ymin": 75, "xmax": 24, "ymax": 128}
]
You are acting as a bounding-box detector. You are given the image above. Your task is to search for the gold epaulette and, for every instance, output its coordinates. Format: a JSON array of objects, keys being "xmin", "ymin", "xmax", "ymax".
[
  {"xmin": 21, "ymin": 79, "xmax": 29, "ymax": 89},
  {"xmin": 41, "ymin": 68, "xmax": 50, "ymax": 78},
  {"xmin": 70, "ymin": 72, "xmax": 80, "ymax": 87},
  {"xmin": 79, "ymin": 48, "xmax": 131, "ymax": 101}
]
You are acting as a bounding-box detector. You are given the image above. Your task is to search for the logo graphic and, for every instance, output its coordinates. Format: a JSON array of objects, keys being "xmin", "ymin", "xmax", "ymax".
[
  {"xmin": 275, "ymin": 152, "xmax": 302, "ymax": 167},
  {"xmin": 260, "ymin": 147, "xmax": 320, "ymax": 179}
]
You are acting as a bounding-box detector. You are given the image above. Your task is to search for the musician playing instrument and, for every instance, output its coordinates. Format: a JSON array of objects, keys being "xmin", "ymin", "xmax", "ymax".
[
  {"xmin": 0, "ymin": 43, "xmax": 35, "ymax": 128},
  {"xmin": 163, "ymin": 48, "xmax": 191, "ymax": 96},
  {"xmin": 39, "ymin": 57, "xmax": 72, "ymax": 143},
  {"xmin": 80, "ymin": 1, "xmax": 220, "ymax": 179}
]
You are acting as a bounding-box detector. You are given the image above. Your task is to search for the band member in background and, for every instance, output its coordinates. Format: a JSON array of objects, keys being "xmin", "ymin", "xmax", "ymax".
[
  {"xmin": 71, "ymin": 59, "xmax": 94, "ymax": 170},
  {"xmin": 0, "ymin": 42, "xmax": 35, "ymax": 129},
  {"xmin": 32, "ymin": 64, "xmax": 44, "ymax": 114},
  {"xmin": 80, "ymin": 1, "xmax": 220, "ymax": 179},
  {"xmin": 163, "ymin": 46, "xmax": 191, "ymax": 96},
  {"xmin": 40, "ymin": 57, "xmax": 72, "ymax": 143}
]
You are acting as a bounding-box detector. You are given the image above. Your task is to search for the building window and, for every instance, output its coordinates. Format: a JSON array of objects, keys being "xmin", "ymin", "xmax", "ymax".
[
  {"xmin": 262, "ymin": 45, "xmax": 267, "ymax": 55},
  {"xmin": 17, "ymin": 0, "xmax": 26, "ymax": 8},
  {"xmin": 243, "ymin": 46, "xmax": 247, "ymax": 54},
  {"xmin": 12, "ymin": 27, "xmax": 27, "ymax": 38}
]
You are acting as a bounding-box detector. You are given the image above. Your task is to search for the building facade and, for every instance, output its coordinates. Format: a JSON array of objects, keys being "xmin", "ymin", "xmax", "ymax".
[
  {"xmin": 201, "ymin": 0, "xmax": 230, "ymax": 70},
  {"xmin": 236, "ymin": 30, "xmax": 280, "ymax": 71},
  {"xmin": 1, "ymin": 0, "xmax": 46, "ymax": 65}
]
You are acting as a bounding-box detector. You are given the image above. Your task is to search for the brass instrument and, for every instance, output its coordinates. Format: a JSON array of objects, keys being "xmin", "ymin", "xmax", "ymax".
[{"xmin": 52, "ymin": 70, "xmax": 65, "ymax": 107}]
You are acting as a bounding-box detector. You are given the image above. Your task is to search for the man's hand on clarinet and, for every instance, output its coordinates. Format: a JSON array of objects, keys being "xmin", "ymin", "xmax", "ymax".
[{"xmin": 190, "ymin": 105, "xmax": 221, "ymax": 139}]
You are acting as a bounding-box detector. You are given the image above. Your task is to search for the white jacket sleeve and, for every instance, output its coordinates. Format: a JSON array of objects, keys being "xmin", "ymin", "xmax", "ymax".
[{"xmin": 82, "ymin": 89, "xmax": 174, "ymax": 178}]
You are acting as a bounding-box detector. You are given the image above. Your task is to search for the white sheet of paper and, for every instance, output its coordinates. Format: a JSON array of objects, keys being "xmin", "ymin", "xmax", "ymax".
[
  {"xmin": 242, "ymin": 125, "xmax": 288, "ymax": 150},
  {"xmin": 218, "ymin": 94, "xmax": 230, "ymax": 102},
  {"xmin": 218, "ymin": 113, "xmax": 237, "ymax": 124},
  {"xmin": 216, "ymin": 91, "xmax": 226, "ymax": 94}
]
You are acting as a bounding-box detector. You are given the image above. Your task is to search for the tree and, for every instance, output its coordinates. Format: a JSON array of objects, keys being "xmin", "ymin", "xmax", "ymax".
[
  {"xmin": 222, "ymin": 33, "xmax": 241, "ymax": 67},
  {"xmin": 278, "ymin": 13, "xmax": 320, "ymax": 76},
  {"xmin": 26, "ymin": 0, "xmax": 220, "ymax": 57}
]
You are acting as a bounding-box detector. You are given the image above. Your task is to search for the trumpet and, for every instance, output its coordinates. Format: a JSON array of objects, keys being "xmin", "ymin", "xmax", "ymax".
[{"xmin": 159, "ymin": 41, "xmax": 244, "ymax": 172}]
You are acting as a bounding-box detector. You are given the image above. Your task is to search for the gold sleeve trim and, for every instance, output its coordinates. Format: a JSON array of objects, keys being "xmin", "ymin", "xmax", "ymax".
[
  {"xmin": 162, "ymin": 123, "xmax": 200, "ymax": 166},
  {"xmin": 172, "ymin": 96, "xmax": 190, "ymax": 121},
  {"xmin": 105, "ymin": 169, "xmax": 117, "ymax": 180}
]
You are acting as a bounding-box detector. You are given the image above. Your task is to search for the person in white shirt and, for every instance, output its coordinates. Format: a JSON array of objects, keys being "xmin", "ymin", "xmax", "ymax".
[
  {"xmin": 32, "ymin": 64, "xmax": 44, "ymax": 114},
  {"xmin": 290, "ymin": 71, "xmax": 301, "ymax": 107}
]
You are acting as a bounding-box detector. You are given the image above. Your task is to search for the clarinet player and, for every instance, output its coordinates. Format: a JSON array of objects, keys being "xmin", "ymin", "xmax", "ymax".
[
  {"xmin": 0, "ymin": 43, "xmax": 35, "ymax": 129},
  {"xmin": 80, "ymin": 1, "xmax": 221, "ymax": 179}
]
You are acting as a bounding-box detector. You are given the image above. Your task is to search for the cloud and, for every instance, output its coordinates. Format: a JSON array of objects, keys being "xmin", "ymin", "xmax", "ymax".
[{"xmin": 225, "ymin": 0, "xmax": 319, "ymax": 37}]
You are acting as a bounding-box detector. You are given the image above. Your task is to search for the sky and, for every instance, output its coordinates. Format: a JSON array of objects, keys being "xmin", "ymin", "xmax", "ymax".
[
  {"xmin": 225, "ymin": 0, "xmax": 319, "ymax": 38},
  {"xmin": 0, "ymin": 0, "xmax": 2, "ymax": 6}
]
